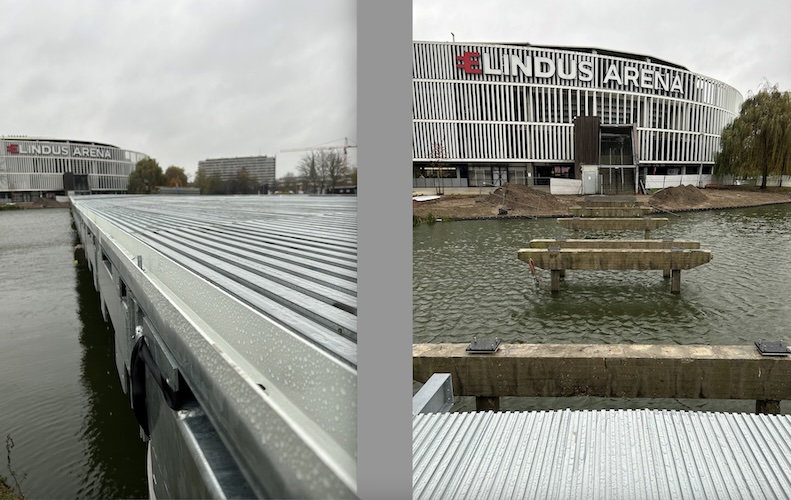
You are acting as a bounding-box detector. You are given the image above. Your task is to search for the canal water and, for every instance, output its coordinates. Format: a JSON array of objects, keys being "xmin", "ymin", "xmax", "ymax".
[
  {"xmin": 414, "ymin": 203, "xmax": 791, "ymax": 412},
  {"xmin": 0, "ymin": 208, "xmax": 146, "ymax": 499}
]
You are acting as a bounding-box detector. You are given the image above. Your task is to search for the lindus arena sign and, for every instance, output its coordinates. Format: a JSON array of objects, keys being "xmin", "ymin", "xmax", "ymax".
[
  {"xmin": 456, "ymin": 51, "xmax": 685, "ymax": 94},
  {"xmin": 5, "ymin": 142, "xmax": 113, "ymax": 159}
]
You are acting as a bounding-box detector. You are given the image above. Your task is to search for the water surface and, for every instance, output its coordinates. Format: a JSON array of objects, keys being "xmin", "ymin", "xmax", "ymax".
[
  {"xmin": 413, "ymin": 204, "xmax": 791, "ymax": 411},
  {"xmin": 0, "ymin": 209, "xmax": 146, "ymax": 499}
]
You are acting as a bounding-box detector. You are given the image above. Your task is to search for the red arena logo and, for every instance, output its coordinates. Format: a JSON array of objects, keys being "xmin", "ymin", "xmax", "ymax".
[
  {"xmin": 454, "ymin": 50, "xmax": 684, "ymax": 94},
  {"xmin": 456, "ymin": 51, "xmax": 481, "ymax": 74},
  {"xmin": 6, "ymin": 144, "xmax": 19, "ymax": 154}
]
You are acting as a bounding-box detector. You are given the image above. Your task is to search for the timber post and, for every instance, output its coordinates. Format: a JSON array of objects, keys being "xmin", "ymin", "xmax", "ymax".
[{"xmin": 671, "ymin": 269, "xmax": 682, "ymax": 294}]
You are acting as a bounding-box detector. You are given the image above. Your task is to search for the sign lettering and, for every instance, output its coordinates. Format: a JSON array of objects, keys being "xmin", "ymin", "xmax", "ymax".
[
  {"xmin": 457, "ymin": 52, "xmax": 684, "ymax": 94},
  {"xmin": 4, "ymin": 143, "xmax": 113, "ymax": 159}
]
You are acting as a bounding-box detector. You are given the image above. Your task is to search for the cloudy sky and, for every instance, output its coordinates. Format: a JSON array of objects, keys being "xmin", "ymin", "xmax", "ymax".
[
  {"xmin": 0, "ymin": 0, "xmax": 356, "ymax": 178},
  {"xmin": 413, "ymin": 0, "xmax": 791, "ymax": 99}
]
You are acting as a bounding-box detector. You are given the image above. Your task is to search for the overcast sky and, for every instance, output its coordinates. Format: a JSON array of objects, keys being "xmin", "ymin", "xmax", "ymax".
[
  {"xmin": 0, "ymin": 0, "xmax": 356, "ymax": 178},
  {"xmin": 413, "ymin": 0, "xmax": 791, "ymax": 100}
]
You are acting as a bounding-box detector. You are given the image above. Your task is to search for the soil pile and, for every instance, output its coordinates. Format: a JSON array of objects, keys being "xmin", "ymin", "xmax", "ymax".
[
  {"xmin": 32, "ymin": 197, "xmax": 59, "ymax": 207},
  {"xmin": 484, "ymin": 183, "xmax": 569, "ymax": 213},
  {"xmin": 648, "ymin": 185, "xmax": 708, "ymax": 208},
  {"xmin": 414, "ymin": 185, "xmax": 791, "ymax": 220},
  {"xmin": 20, "ymin": 197, "xmax": 70, "ymax": 209},
  {"xmin": 412, "ymin": 194, "xmax": 480, "ymax": 219}
]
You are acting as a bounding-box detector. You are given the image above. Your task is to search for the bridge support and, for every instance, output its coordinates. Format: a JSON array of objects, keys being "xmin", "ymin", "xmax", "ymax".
[{"xmin": 551, "ymin": 270, "xmax": 561, "ymax": 293}]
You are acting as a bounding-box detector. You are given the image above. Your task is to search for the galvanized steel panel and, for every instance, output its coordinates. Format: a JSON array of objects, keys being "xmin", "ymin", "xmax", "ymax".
[
  {"xmin": 72, "ymin": 194, "xmax": 357, "ymax": 498},
  {"xmin": 413, "ymin": 409, "xmax": 791, "ymax": 499},
  {"xmin": 74, "ymin": 194, "xmax": 356, "ymax": 365}
]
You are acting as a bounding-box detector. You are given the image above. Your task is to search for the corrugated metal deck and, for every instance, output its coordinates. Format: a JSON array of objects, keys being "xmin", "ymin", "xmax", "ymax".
[
  {"xmin": 71, "ymin": 194, "xmax": 357, "ymax": 498},
  {"xmin": 414, "ymin": 409, "xmax": 791, "ymax": 499},
  {"xmin": 79, "ymin": 194, "xmax": 356, "ymax": 366}
]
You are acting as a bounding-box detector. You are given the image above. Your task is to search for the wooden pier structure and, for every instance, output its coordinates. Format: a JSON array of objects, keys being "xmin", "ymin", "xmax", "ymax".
[{"xmin": 521, "ymin": 197, "xmax": 711, "ymax": 293}]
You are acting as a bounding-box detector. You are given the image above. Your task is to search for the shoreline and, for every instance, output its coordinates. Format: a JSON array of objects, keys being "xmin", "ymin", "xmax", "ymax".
[
  {"xmin": 0, "ymin": 480, "xmax": 22, "ymax": 500},
  {"xmin": 413, "ymin": 185, "xmax": 791, "ymax": 222},
  {"xmin": 444, "ymin": 199, "xmax": 791, "ymax": 221}
]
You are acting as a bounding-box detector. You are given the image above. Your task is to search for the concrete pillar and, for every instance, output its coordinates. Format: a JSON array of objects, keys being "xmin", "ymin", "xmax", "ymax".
[
  {"xmin": 476, "ymin": 396, "xmax": 500, "ymax": 412},
  {"xmin": 756, "ymin": 400, "xmax": 781, "ymax": 414},
  {"xmin": 551, "ymin": 270, "xmax": 561, "ymax": 293},
  {"xmin": 670, "ymin": 269, "xmax": 681, "ymax": 294},
  {"xmin": 644, "ymin": 229, "xmax": 651, "ymax": 239}
]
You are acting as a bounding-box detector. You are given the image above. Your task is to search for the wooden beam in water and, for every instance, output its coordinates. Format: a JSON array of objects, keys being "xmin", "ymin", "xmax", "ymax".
[
  {"xmin": 569, "ymin": 206, "xmax": 654, "ymax": 217},
  {"xmin": 557, "ymin": 217, "xmax": 669, "ymax": 232},
  {"xmin": 517, "ymin": 248, "xmax": 712, "ymax": 271},
  {"xmin": 528, "ymin": 239, "xmax": 701, "ymax": 250}
]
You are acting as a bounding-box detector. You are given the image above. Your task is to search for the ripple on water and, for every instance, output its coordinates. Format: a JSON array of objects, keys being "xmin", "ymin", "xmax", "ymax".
[{"xmin": 414, "ymin": 206, "xmax": 791, "ymax": 347}]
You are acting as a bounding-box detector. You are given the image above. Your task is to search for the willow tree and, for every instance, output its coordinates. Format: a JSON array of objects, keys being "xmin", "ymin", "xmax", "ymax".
[{"xmin": 715, "ymin": 82, "xmax": 791, "ymax": 188}]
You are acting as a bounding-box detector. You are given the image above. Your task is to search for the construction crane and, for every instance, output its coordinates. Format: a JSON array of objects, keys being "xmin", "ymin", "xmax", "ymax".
[
  {"xmin": 280, "ymin": 137, "xmax": 357, "ymax": 166},
  {"xmin": 279, "ymin": 138, "xmax": 358, "ymax": 194}
]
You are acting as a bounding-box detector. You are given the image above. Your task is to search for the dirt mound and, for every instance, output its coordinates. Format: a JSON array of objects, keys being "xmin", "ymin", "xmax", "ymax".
[
  {"xmin": 648, "ymin": 185, "xmax": 708, "ymax": 208},
  {"xmin": 484, "ymin": 183, "xmax": 570, "ymax": 212},
  {"xmin": 26, "ymin": 197, "xmax": 69, "ymax": 208}
]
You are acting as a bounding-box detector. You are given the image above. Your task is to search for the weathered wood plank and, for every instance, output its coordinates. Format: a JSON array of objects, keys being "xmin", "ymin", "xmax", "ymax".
[
  {"xmin": 517, "ymin": 248, "xmax": 712, "ymax": 270},
  {"xmin": 557, "ymin": 217, "xmax": 669, "ymax": 231},
  {"xmin": 528, "ymin": 239, "xmax": 701, "ymax": 249}
]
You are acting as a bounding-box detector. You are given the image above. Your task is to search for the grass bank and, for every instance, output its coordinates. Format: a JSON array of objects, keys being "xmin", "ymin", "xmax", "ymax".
[
  {"xmin": 0, "ymin": 479, "xmax": 22, "ymax": 500},
  {"xmin": 413, "ymin": 213, "xmax": 454, "ymax": 226}
]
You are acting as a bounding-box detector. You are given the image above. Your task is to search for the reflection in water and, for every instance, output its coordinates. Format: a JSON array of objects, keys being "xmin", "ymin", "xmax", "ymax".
[
  {"xmin": 75, "ymin": 259, "xmax": 147, "ymax": 498},
  {"xmin": 414, "ymin": 204, "xmax": 791, "ymax": 412},
  {"xmin": 0, "ymin": 209, "xmax": 146, "ymax": 499}
]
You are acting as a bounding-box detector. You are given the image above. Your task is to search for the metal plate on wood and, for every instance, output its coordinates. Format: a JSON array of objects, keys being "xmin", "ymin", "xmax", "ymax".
[
  {"xmin": 754, "ymin": 341, "xmax": 789, "ymax": 356},
  {"xmin": 466, "ymin": 338, "xmax": 501, "ymax": 354}
]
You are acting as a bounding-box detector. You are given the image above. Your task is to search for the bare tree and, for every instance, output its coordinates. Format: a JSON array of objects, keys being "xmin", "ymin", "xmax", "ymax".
[
  {"xmin": 430, "ymin": 142, "xmax": 447, "ymax": 195},
  {"xmin": 278, "ymin": 172, "xmax": 297, "ymax": 193},
  {"xmin": 321, "ymin": 149, "xmax": 349, "ymax": 193},
  {"xmin": 296, "ymin": 152, "xmax": 322, "ymax": 194},
  {"xmin": 294, "ymin": 149, "xmax": 351, "ymax": 194}
]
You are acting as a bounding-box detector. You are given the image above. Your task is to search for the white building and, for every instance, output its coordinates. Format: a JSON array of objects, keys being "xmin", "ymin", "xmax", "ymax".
[
  {"xmin": 412, "ymin": 42, "xmax": 743, "ymax": 194},
  {"xmin": 0, "ymin": 136, "xmax": 147, "ymax": 202}
]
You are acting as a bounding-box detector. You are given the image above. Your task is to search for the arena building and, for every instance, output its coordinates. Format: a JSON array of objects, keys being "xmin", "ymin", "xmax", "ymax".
[
  {"xmin": 412, "ymin": 41, "xmax": 743, "ymax": 194},
  {"xmin": 198, "ymin": 155, "xmax": 276, "ymax": 190},
  {"xmin": 0, "ymin": 136, "xmax": 148, "ymax": 202}
]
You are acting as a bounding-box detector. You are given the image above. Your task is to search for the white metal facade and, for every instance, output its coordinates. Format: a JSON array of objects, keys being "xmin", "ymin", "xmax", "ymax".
[
  {"xmin": 0, "ymin": 136, "xmax": 147, "ymax": 197},
  {"xmin": 413, "ymin": 42, "xmax": 743, "ymax": 187}
]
